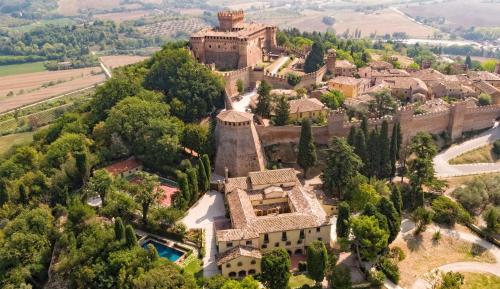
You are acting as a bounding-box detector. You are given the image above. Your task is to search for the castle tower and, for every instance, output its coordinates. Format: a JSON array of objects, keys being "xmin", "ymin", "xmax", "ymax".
[
  {"xmin": 218, "ymin": 10, "xmax": 244, "ymax": 31},
  {"xmin": 326, "ymin": 49, "xmax": 337, "ymax": 74},
  {"xmin": 214, "ymin": 110, "xmax": 266, "ymax": 177},
  {"xmin": 495, "ymin": 62, "xmax": 500, "ymax": 75}
]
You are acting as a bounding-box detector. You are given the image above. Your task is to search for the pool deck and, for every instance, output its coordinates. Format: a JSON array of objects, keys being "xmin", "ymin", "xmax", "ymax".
[{"xmin": 136, "ymin": 229, "xmax": 198, "ymax": 265}]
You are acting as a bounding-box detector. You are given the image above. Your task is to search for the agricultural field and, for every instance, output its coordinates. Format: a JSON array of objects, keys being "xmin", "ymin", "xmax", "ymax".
[
  {"xmin": 0, "ymin": 131, "xmax": 36, "ymax": 156},
  {"xmin": 94, "ymin": 10, "xmax": 161, "ymax": 23},
  {"xmin": 0, "ymin": 62, "xmax": 47, "ymax": 77},
  {"xmin": 57, "ymin": 0, "xmax": 122, "ymax": 16},
  {"xmin": 140, "ymin": 18, "xmax": 208, "ymax": 38},
  {"xmin": 0, "ymin": 67, "xmax": 105, "ymax": 113},
  {"xmin": 401, "ymin": 0, "xmax": 500, "ymax": 29},
  {"xmin": 100, "ymin": 55, "xmax": 149, "ymax": 70}
]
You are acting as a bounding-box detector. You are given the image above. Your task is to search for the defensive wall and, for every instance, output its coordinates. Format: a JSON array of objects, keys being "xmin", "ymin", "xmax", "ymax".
[
  {"xmin": 255, "ymin": 102, "xmax": 500, "ymax": 147},
  {"xmin": 220, "ymin": 65, "xmax": 328, "ymax": 97}
]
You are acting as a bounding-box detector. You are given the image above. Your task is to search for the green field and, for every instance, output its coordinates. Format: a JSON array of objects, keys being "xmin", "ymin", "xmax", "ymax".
[
  {"xmin": 0, "ymin": 62, "xmax": 47, "ymax": 77},
  {"xmin": 0, "ymin": 131, "xmax": 36, "ymax": 156}
]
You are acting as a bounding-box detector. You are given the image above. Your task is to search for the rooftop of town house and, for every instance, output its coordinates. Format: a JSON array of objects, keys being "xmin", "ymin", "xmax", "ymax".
[
  {"xmin": 368, "ymin": 60, "xmax": 394, "ymax": 70},
  {"xmin": 473, "ymin": 79, "xmax": 500, "ymax": 95},
  {"xmin": 217, "ymin": 110, "xmax": 253, "ymax": 123},
  {"xmin": 409, "ymin": 68, "xmax": 446, "ymax": 81},
  {"xmin": 467, "ymin": 70, "xmax": 500, "ymax": 81},
  {"xmin": 104, "ymin": 156, "xmax": 142, "ymax": 176},
  {"xmin": 344, "ymin": 93, "xmax": 375, "ymax": 108},
  {"xmin": 381, "ymin": 77, "xmax": 428, "ymax": 91},
  {"xmin": 216, "ymin": 245, "xmax": 262, "ymax": 265},
  {"xmin": 288, "ymin": 98, "xmax": 326, "ymax": 114},
  {"xmin": 217, "ymin": 169, "xmax": 329, "ymax": 242},
  {"xmin": 335, "ymin": 60, "xmax": 356, "ymax": 68},
  {"xmin": 371, "ymin": 69, "xmax": 410, "ymax": 78},
  {"xmin": 329, "ymin": 76, "xmax": 364, "ymax": 85}
]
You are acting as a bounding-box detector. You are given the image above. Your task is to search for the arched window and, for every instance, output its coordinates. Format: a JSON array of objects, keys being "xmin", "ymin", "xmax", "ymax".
[
  {"xmin": 229, "ymin": 272, "xmax": 237, "ymax": 278},
  {"xmin": 248, "ymin": 269, "xmax": 256, "ymax": 275},
  {"xmin": 238, "ymin": 270, "xmax": 247, "ymax": 277}
]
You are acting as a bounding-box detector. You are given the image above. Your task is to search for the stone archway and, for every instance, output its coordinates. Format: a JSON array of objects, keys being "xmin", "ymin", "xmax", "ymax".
[
  {"xmin": 294, "ymin": 249, "xmax": 303, "ymax": 255},
  {"xmin": 248, "ymin": 269, "xmax": 256, "ymax": 275},
  {"xmin": 229, "ymin": 271, "xmax": 237, "ymax": 278},
  {"xmin": 238, "ymin": 270, "xmax": 247, "ymax": 278}
]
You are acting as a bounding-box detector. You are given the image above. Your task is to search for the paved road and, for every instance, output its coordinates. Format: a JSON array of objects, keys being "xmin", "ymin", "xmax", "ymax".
[
  {"xmin": 433, "ymin": 123, "xmax": 500, "ymax": 177},
  {"xmin": 231, "ymin": 88, "xmax": 257, "ymax": 112},
  {"xmin": 181, "ymin": 190, "xmax": 226, "ymax": 277}
]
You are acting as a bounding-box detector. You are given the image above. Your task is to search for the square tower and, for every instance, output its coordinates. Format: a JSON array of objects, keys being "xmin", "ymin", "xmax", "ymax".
[{"xmin": 218, "ymin": 10, "xmax": 245, "ymax": 31}]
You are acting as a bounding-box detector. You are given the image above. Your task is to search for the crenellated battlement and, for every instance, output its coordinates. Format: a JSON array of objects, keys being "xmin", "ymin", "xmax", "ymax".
[{"xmin": 220, "ymin": 66, "xmax": 253, "ymax": 77}]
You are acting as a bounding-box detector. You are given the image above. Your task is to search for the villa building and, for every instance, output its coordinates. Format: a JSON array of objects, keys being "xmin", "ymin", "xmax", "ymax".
[
  {"xmin": 190, "ymin": 10, "xmax": 277, "ymax": 70},
  {"xmin": 215, "ymin": 168, "xmax": 332, "ymax": 278},
  {"xmin": 328, "ymin": 76, "xmax": 370, "ymax": 98},
  {"xmin": 333, "ymin": 60, "xmax": 356, "ymax": 77},
  {"xmin": 105, "ymin": 157, "xmax": 143, "ymax": 178},
  {"xmin": 288, "ymin": 98, "xmax": 327, "ymax": 121}
]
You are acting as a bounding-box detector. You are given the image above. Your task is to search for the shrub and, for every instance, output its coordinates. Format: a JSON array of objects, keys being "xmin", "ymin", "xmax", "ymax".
[
  {"xmin": 287, "ymin": 73, "xmax": 302, "ymax": 86},
  {"xmin": 298, "ymin": 261, "xmax": 307, "ymax": 272},
  {"xmin": 478, "ymin": 93, "xmax": 492, "ymax": 106},
  {"xmin": 389, "ymin": 246, "xmax": 406, "ymax": 261},
  {"xmin": 432, "ymin": 230, "xmax": 442, "ymax": 243},
  {"xmin": 494, "ymin": 140, "xmax": 500, "ymax": 155},
  {"xmin": 368, "ymin": 269, "xmax": 385, "ymax": 287},
  {"xmin": 378, "ymin": 257, "xmax": 400, "ymax": 284},
  {"xmin": 431, "ymin": 196, "xmax": 472, "ymax": 226}
]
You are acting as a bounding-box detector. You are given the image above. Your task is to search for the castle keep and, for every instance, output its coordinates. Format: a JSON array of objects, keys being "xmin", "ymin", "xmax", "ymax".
[{"xmin": 190, "ymin": 10, "xmax": 277, "ymax": 70}]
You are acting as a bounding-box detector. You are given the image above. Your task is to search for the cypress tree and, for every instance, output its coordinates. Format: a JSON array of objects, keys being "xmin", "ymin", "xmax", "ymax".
[
  {"xmin": 297, "ymin": 119, "xmax": 317, "ymax": 178},
  {"xmin": 197, "ymin": 161, "xmax": 209, "ymax": 192},
  {"xmin": 178, "ymin": 173, "xmax": 191, "ymax": 207},
  {"xmin": 274, "ymin": 96, "xmax": 290, "ymax": 126},
  {"xmin": 74, "ymin": 151, "xmax": 90, "ymax": 185},
  {"xmin": 0, "ymin": 182, "xmax": 9, "ymax": 206},
  {"xmin": 368, "ymin": 128, "xmax": 380, "ymax": 177},
  {"xmin": 125, "ymin": 225, "xmax": 137, "ymax": 247},
  {"xmin": 377, "ymin": 197, "xmax": 401, "ymax": 243},
  {"xmin": 390, "ymin": 122, "xmax": 398, "ymax": 178},
  {"xmin": 255, "ymin": 80, "xmax": 272, "ymax": 118},
  {"xmin": 306, "ymin": 241, "xmax": 328, "ymax": 285},
  {"xmin": 18, "ymin": 183, "xmax": 28, "ymax": 205},
  {"xmin": 202, "ymin": 154, "xmax": 211, "ymax": 183},
  {"xmin": 396, "ymin": 122, "xmax": 402, "ymax": 158},
  {"xmin": 147, "ymin": 243, "xmax": 159, "ymax": 262},
  {"xmin": 186, "ymin": 167, "xmax": 199, "ymax": 203},
  {"xmin": 465, "ymin": 55, "xmax": 472, "ymax": 69},
  {"xmin": 390, "ymin": 185, "xmax": 403, "ymax": 216},
  {"xmin": 347, "ymin": 126, "xmax": 356, "ymax": 146},
  {"xmin": 114, "ymin": 217, "xmax": 125, "ymax": 241},
  {"xmin": 353, "ymin": 129, "xmax": 368, "ymax": 175},
  {"xmin": 360, "ymin": 115, "xmax": 369, "ymax": 141},
  {"xmin": 336, "ymin": 201, "xmax": 351, "ymax": 238},
  {"xmin": 379, "ymin": 120, "xmax": 391, "ymax": 179},
  {"xmin": 304, "ymin": 42, "xmax": 325, "ymax": 73}
]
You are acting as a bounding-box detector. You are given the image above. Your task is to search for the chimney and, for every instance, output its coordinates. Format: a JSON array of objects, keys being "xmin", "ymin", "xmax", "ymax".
[{"xmin": 224, "ymin": 167, "xmax": 229, "ymax": 183}]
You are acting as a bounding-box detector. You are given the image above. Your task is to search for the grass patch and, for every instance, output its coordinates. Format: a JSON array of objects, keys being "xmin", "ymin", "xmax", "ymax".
[
  {"xmin": 183, "ymin": 257, "xmax": 203, "ymax": 280},
  {"xmin": 462, "ymin": 272, "xmax": 500, "ymax": 289},
  {"xmin": 449, "ymin": 144, "xmax": 498, "ymax": 165},
  {"xmin": 288, "ymin": 274, "xmax": 315, "ymax": 289},
  {"xmin": 0, "ymin": 131, "xmax": 35, "ymax": 156},
  {"xmin": 0, "ymin": 62, "xmax": 47, "ymax": 77}
]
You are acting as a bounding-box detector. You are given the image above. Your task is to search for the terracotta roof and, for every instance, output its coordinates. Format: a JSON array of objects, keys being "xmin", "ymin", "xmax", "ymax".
[
  {"xmin": 289, "ymin": 98, "xmax": 326, "ymax": 114},
  {"xmin": 105, "ymin": 157, "xmax": 142, "ymax": 175},
  {"xmin": 158, "ymin": 185, "xmax": 179, "ymax": 207},
  {"xmin": 468, "ymin": 71, "xmax": 500, "ymax": 81},
  {"xmin": 248, "ymin": 168, "xmax": 298, "ymax": 186},
  {"xmin": 216, "ymin": 246, "xmax": 262, "ymax": 265},
  {"xmin": 382, "ymin": 77, "xmax": 428, "ymax": 91},
  {"xmin": 217, "ymin": 110, "xmax": 253, "ymax": 122},
  {"xmin": 335, "ymin": 60, "xmax": 356, "ymax": 68},
  {"xmin": 409, "ymin": 69, "xmax": 445, "ymax": 82},
  {"xmin": 369, "ymin": 61, "xmax": 393, "ymax": 70},
  {"xmin": 330, "ymin": 76, "xmax": 362, "ymax": 85},
  {"xmin": 473, "ymin": 80, "xmax": 500, "ymax": 96}
]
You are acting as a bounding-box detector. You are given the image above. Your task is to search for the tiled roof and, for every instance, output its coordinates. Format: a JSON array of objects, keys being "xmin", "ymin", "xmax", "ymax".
[
  {"xmin": 473, "ymin": 80, "xmax": 500, "ymax": 96},
  {"xmin": 105, "ymin": 157, "xmax": 142, "ymax": 175},
  {"xmin": 330, "ymin": 76, "xmax": 362, "ymax": 85},
  {"xmin": 289, "ymin": 98, "xmax": 326, "ymax": 114},
  {"xmin": 335, "ymin": 60, "xmax": 356, "ymax": 68},
  {"xmin": 383, "ymin": 77, "xmax": 428, "ymax": 91},
  {"xmin": 217, "ymin": 110, "xmax": 253, "ymax": 122},
  {"xmin": 369, "ymin": 61, "xmax": 393, "ymax": 70},
  {"xmin": 191, "ymin": 22, "xmax": 271, "ymax": 39},
  {"xmin": 248, "ymin": 168, "xmax": 298, "ymax": 186},
  {"xmin": 216, "ymin": 246, "xmax": 262, "ymax": 265}
]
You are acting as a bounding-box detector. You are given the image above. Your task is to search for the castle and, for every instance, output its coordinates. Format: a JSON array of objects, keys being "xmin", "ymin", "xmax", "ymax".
[{"xmin": 190, "ymin": 10, "xmax": 277, "ymax": 70}]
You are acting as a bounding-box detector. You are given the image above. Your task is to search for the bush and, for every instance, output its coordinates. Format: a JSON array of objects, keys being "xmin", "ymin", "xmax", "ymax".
[
  {"xmin": 478, "ymin": 93, "xmax": 492, "ymax": 106},
  {"xmin": 389, "ymin": 246, "xmax": 406, "ymax": 261},
  {"xmin": 378, "ymin": 258, "xmax": 400, "ymax": 284},
  {"xmin": 368, "ymin": 269, "xmax": 385, "ymax": 287},
  {"xmin": 287, "ymin": 73, "xmax": 302, "ymax": 86},
  {"xmin": 494, "ymin": 140, "xmax": 500, "ymax": 155},
  {"xmin": 298, "ymin": 261, "xmax": 307, "ymax": 272},
  {"xmin": 431, "ymin": 196, "xmax": 472, "ymax": 226}
]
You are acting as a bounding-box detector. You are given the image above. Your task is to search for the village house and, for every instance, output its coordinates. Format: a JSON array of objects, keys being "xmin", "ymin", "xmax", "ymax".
[
  {"xmin": 333, "ymin": 60, "xmax": 357, "ymax": 77},
  {"xmin": 328, "ymin": 76, "xmax": 370, "ymax": 98},
  {"xmin": 104, "ymin": 157, "xmax": 143, "ymax": 178},
  {"xmin": 378, "ymin": 77, "xmax": 429, "ymax": 102},
  {"xmin": 288, "ymin": 98, "xmax": 328, "ymax": 121},
  {"xmin": 190, "ymin": 10, "xmax": 277, "ymax": 70},
  {"xmin": 215, "ymin": 168, "xmax": 332, "ymax": 278},
  {"xmin": 472, "ymin": 80, "xmax": 500, "ymax": 104},
  {"xmin": 368, "ymin": 60, "xmax": 394, "ymax": 71}
]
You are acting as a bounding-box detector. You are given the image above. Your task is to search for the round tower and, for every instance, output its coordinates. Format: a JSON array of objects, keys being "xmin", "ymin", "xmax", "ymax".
[
  {"xmin": 214, "ymin": 110, "xmax": 266, "ymax": 177},
  {"xmin": 326, "ymin": 49, "xmax": 337, "ymax": 74}
]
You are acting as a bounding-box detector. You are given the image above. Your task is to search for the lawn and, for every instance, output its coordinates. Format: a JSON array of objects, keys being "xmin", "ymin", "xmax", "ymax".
[
  {"xmin": 288, "ymin": 274, "xmax": 315, "ymax": 289},
  {"xmin": 0, "ymin": 131, "xmax": 35, "ymax": 156},
  {"xmin": 392, "ymin": 228, "xmax": 496, "ymax": 288},
  {"xmin": 183, "ymin": 257, "xmax": 203, "ymax": 280},
  {"xmin": 462, "ymin": 272, "xmax": 500, "ymax": 289},
  {"xmin": 0, "ymin": 62, "xmax": 47, "ymax": 77},
  {"xmin": 449, "ymin": 144, "xmax": 498, "ymax": 165}
]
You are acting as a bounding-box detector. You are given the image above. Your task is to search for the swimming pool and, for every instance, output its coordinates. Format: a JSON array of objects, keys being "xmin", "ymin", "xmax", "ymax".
[{"xmin": 142, "ymin": 240, "xmax": 184, "ymax": 262}]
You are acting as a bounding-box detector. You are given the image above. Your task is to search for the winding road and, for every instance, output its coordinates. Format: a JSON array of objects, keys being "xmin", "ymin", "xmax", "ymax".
[{"xmin": 433, "ymin": 123, "xmax": 500, "ymax": 177}]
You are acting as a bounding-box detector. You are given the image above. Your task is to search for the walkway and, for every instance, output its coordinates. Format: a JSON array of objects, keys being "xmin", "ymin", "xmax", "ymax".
[
  {"xmin": 433, "ymin": 123, "xmax": 500, "ymax": 177},
  {"xmin": 266, "ymin": 56, "xmax": 290, "ymax": 75},
  {"xmin": 231, "ymin": 88, "xmax": 257, "ymax": 112},
  {"xmin": 181, "ymin": 190, "xmax": 226, "ymax": 277}
]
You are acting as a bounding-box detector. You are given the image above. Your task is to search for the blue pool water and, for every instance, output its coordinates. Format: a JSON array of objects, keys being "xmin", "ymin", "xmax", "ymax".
[{"xmin": 142, "ymin": 240, "xmax": 184, "ymax": 262}]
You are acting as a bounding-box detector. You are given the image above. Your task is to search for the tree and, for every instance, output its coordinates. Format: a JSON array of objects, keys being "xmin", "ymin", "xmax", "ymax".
[
  {"xmin": 379, "ymin": 120, "xmax": 391, "ymax": 179},
  {"xmin": 411, "ymin": 207, "xmax": 433, "ymax": 235},
  {"xmin": 323, "ymin": 137, "xmax": 362, "ymax": 199},
  {"xmin": 438, "ymin": 271, "xmax": 464, "ymax": 289},
  {"xmin": 329, "ymin": 266, "xmax": 352, "ymax": 289},
  {"xmin": 90, "ymin": 76, "xmax": 141, "ymax": 120},
  {"xmin": 306, "ymin": 241, "xmax": 328, "ymax": 284},
  {"xmin": 186, "ymin": 167, "xmax": 199, "ymax": 203},
  {"xmin": 0, "ymin": 183, "xmax": 10, "ymax": 206},
  {"xmin": 367, "ymin": 129, "xmax": 380, "ymax": 178},
  {"xmin": 390, "ymin": 122, "xmax": 399, "ymax": 178},
  {"xmin": 274, "ymin": 96, "xmax": 290, "ymax": 126},
  {"xmin": 297, "ymin": 119, "xmax": 317, "ymax": 178},
  {"xmin": 431, "ymin": 196, "xmax": 471, "ymax": 226},
  {"xmin": 320, "ymin": 90, "xmax": 345, "ymax": 109},
  {"xmin": 351, "ymin": 215, "xmax": 389, "ymax": 261},
  {"xmin": 197, "ymin": 161, "xmax": 209, "ymax": 192},
  {"xmin": 484, "ymin": 206, "xmax": 499, "ymax": 234},
  {"xmin": 337, "ymin": 201, "xmax": 351, "ymax": 239},
  {"xmin": 465, "ymin": 55, "xmax": 472, "ymax": 69},
  {"xmin": 236, "ymin": 79, "xmax": 244, "ymax": 94},
  {"xmin": 125, "ymin": 225, "xmax": 137, "ymax": 247},
  {"xmin": 287, "ymin": 73, "xmax": 301, "ymax": 86},
  {"xmin": 131, "ymin": 172, "xmax": 163, "ymax": 224},
  {"xmin": 114, "ymin": 217, "xmax": 125, "ymax": 241},
  {"xmin": 353, "ymin": 129, "xmax": 368, "ymax": 174},
  {"xmin": 349, "ymin": 180, "xmax": 380, "ymax": 212},
  {"xmin": 304, "ymin": 42, "xmax": 325, "ymax": 73},
  {"xmin": 390, "ymin": 185, "xmax": 403, "ymax": 216},
  {"xmin": 369, "ymin": 89, "xmax": 398, "ymax": 117},
  {"xmin": 347, "ymin": 126, "xmax": 356, "ymax": 146},
  {"xmin": 377, "ymin": 197, "xmax": 401, "ymax": 243},
  {"xmin": 84, "ymin": 169, "xmax": 113, "ymax": 205},
  {"xmin": 202, "ymin": 154, "xmax": 211, "ymax": 182},
  {"xmin": 176, "ymin": 173, "xmax": 191, "ymax": 209},
  {"xmin": 131, "ymin": 262, "xmax": 198, "ymax": 289},
  {"xmin": 255, "ymin": 80, "xmax": 272, "ymax": 118},
  {"xmin": 260, "ymin": 248, "xmax": 291, "ymax": 289},
  {"xmin": 181, "ymin": 123, "xmax": 209, "ymax": 155},
  {"xmin": 478, "ymin": 93, "xmax": 492, "ymax": 106}
]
